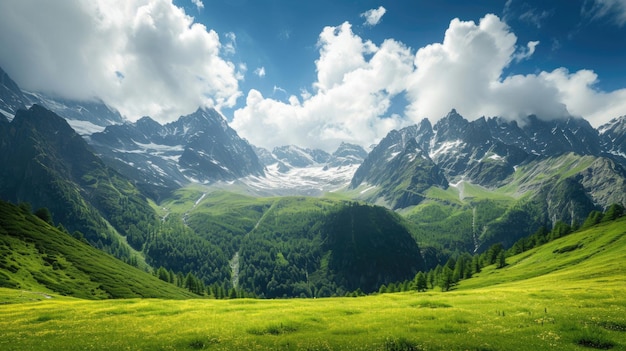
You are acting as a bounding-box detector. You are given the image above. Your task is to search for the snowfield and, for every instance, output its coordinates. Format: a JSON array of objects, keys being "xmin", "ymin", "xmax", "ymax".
[{"xmin": 216, "ymin": 162, "xmax": 360, "ymax": 196}]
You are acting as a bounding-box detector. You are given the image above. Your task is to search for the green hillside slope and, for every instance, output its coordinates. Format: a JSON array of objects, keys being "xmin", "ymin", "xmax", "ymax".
[
  {"xmin": 0, "ymin": 200, "xmax": 194, "ymax": 299},
  {"xmin": 459, "ymin": 215, "xmax": 626, "ymax": 291}
]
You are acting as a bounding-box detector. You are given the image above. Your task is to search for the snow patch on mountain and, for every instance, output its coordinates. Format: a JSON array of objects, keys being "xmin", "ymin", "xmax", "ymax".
[
  {"xmin": 66, "ymin": 119, "xmax": 106, "ymax": 135},
  {"xmin": 429, "ymin": 140, "xmax": 463, "ymax": 159},
  {"xmin": 0, "ymin": 107, "xmax": 13, "ymax": 120},
  {"xmin": 231, "ymin": 162, "xmax": 360, "ymax": 196}
]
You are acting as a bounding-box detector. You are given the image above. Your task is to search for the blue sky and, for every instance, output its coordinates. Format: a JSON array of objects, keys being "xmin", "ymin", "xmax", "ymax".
[
  {"xmin": 0, "ymin": 0, "xmax": 625, "ymax": 151},
  {"xmin": 185, "ymin": 0, "xmax": 626, "ymax": 102}
]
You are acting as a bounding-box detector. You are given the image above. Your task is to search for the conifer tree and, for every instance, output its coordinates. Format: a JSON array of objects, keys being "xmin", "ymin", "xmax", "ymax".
[
  {"xmin": 229, "ymin": 288, "xmax": 237, "ymax": 299},
  {"xmin": 602, "ymin": 204, "xmax": 624, "ymax": 222},
  {"xmin": 471, "ymin": 255, "xmax": 481, "ymax": 274},
  {"xmin": 496, "ymin": 251, "xmax": 506, "ymax": 269},
  {"xmin": 157, "ymin": 267, "xmax": 170, "ymax": 282},
  {"xmin": 415, "ymin": 272, "xmax": 427, "ymax": 292},
  {"xmin": 582, "ymin": 210, "xmax": 603, "ymax": 229},
  {"xmin": 439, "ymin": 266, "xmax": 454, "ymax": 292},
  {"xmin": 427, "ymin": 270, "xmax": 436, "ymax": 289}
]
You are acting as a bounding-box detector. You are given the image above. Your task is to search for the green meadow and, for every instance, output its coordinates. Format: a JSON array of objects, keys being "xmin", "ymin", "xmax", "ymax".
[{"xmin": 1, "ymin": 218, "xmax": 625, "ymax": 350}]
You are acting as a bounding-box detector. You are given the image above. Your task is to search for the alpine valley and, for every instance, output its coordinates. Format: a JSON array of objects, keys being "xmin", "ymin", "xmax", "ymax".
[{"xmin": 1, "ymin": 62, "xmax": 626, "ymax": 304}]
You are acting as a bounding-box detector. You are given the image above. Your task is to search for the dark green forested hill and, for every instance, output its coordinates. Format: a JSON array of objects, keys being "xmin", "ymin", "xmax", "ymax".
[
  {"xmin": 150, "ymin": 191, "xmax": 426, "ymax": 298},
  {"xmin": 0, "ymin": 200, "xmax": 194, "ymax": 299}
]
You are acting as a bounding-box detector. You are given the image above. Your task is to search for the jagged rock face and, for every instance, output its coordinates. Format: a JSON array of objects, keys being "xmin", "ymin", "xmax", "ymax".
[
  {"xmin": 0, "ymin": 66, "xmax": 123, "ymax": 134},
  {"xmin": 382, "ymin": 139, "xmax": 448, "ymax": 209},
  {"xmin": 599, "ymin": 115, "xmax": 626, "ymax": 156},
  {"xmin": 351, "ymin": 126, "xmax": 448, "ymax": 209},
  {"xmin": 325, "ymin": 142, "xmax": 368, "ymax": 168},
  {"xmin": 426, "ymin": 113, "xmax": 601, "ymax": 185},
  {"xmin": 89, "ymin": 107, "xmax": 264, "ymax": 198},
  {"xmin": 537, "ymin": 177, "xmax": 597, "ymax": 226},
  {"xmin": 0, "ymin": 67, "xmax": 28, "ymax": 119},
  {"xmin": 352, "ymin": 107, "xmax": 626, "ymax": 210},
  {"xmin": 24, "ymin": 92, "xmax": 125, "ymax": 132},
  {"xmin": 432, "ymin": 109, "xmax": 469, "ymax": 144},
  {"xmin": 253, "ymin": 146, "xmax": 277, "ymax": 166},
  {"xmin": 351, "ymin": 124, "xmax": 423, "ymax": 189},
  {"xmin": 175, "ymin": 109, "xmax": 265, "ymax": 181},
  {"xmin": 517, "ymin": 115, "xmax": 602, "ymax": 156},
  {"xmin": 576, "ymin": 157, "xmax": 626, "ymax": 209}
]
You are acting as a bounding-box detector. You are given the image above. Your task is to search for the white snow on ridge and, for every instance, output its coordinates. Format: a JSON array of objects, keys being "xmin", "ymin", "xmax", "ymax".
[
  {"xmin": 148, "ymin": 162, "xmax": 168, "ymax": 177},
  {"xmin": 66, "ymin": 119, "xmax": 106, "ymax": 135},
  {"xmin": 387, "ymin": 151, "xmax": 400, "ymax": 161},
  {"xmin": 429, "ymin": 140, "xmax": 463, "ymax": 159},
  {"xmin": 0, "ymin": 108, "xmax": 13, "ymax": 120},
  {"xmin": 133, "ymin": 141, "xmax": 184, "ymax": 153}
]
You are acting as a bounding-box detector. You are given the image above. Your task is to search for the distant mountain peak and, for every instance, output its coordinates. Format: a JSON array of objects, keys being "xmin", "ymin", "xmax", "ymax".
[
  {"xmin": 134, "ymin": 116, "xmax": 162, "ymax": 133},
  {"xmin": 89, "ymin": 107, "xmax": 263, "ymax": 198}
]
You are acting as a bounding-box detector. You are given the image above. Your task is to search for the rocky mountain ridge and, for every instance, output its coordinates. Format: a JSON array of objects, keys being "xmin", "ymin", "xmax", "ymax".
[
  {"xmin": 89, "ymin": 107, "xmax": 264, "ymax": 199},
  {"xmin": 3, "ymin": 65, "xmax": 626, "ymax": 214},
  {"xmin": 352, "ymin": 108, "xmax": 626, "ymax": 220}
]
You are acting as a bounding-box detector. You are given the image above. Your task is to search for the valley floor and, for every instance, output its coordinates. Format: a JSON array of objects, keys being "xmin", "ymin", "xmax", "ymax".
[{"xmin": 1, "ymin": 280, "xmax": 624, "ymax": 351}]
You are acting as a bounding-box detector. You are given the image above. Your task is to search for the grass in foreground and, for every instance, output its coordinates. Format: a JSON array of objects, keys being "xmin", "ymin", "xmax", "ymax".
[{"xmin": 0, "ymin": 282, "xmax": 624, "ymax": 351}]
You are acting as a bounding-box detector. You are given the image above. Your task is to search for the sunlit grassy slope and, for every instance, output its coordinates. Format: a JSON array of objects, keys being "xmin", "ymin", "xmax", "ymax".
[
  {"xmin": 0, "ymin": 200, "xmax": 194, "ymax": 299},
  {"xmin": 1, "ymin": 217, "xmax": 625, "ymax": 350}
]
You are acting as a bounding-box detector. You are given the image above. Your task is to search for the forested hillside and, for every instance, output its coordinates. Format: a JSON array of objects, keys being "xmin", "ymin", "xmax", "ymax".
[{"xmin": 149, "ymin": 190, "xmax": 425, "ymax": 297}]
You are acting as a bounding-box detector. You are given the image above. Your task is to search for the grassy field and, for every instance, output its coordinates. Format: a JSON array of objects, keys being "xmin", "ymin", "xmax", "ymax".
[{"xmin": 1, "ymin": 218, "xmax": 625, "ymax": 350}]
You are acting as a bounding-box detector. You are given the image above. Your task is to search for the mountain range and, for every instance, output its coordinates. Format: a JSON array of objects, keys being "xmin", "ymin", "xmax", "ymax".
[
  {"xmin": 351, "ymin": 109, "xmax": 626, "ymax": 212},
  {"xmin": 2, "ymin": 65, "xmax": 626, "ymax": 297}
]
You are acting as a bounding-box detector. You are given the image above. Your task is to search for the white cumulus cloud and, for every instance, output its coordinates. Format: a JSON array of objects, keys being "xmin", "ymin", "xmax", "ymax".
[
  {"xmin": 232, "ymin": 22, "xmax": 409, "ymax": 151},
  {"xmin": 0, "ymin": 0, "xmax": 241, "ymax": 122},
  {"xmin": 233, "ymin": 14, "xmax": 626, "ymax": 152},
  {"xmin": 361, "ymin": 6, "xmax": 387, "ymax": 27},
  {"xmin": 405, "ymin": 14, "xmax": 626, "ymax": 126}
]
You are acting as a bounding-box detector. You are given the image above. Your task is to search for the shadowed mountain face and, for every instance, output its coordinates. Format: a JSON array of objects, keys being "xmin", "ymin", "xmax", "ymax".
[
  {"xmin": 0, "ymin": 66, "xmax": 28, "ymax": 119},
  {"xmin": 0, "ymin": 104, "xmax": 157, "ymax": 255}
]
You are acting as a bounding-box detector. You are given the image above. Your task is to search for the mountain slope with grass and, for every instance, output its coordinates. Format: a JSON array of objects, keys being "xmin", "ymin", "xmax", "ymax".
[
  {"xmin": 459, "ymin": 214, "xmax": 626, "ymax": 292},
  {"xmin": 0, "ymin": 200, "xmax": 194, "ymax": 299}
]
